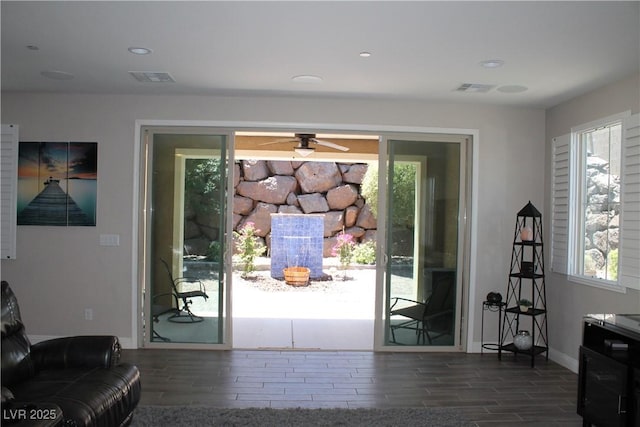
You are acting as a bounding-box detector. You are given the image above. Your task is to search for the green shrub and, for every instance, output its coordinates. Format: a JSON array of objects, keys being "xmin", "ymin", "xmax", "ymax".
[
  {"xmin": 206, "ymin": 240, "xmax": 222, "ymax": 262},
  {"xmin": 390, "ymin": 163, "xmax": 417, "ymax": 229},
  {"xmin": 233, "ymin": 222, "xmax": 265, "ymax": 278},
  {"xmin": 353, "ymin": 241, "xmax": 376, "ymax": 265},
  {"xmin": 361, "ymin": 164, "xmax": 379, "ymax": 217},
  {"xmin": 360, "ymin": 162, "xmax": 416, "ymax": 229},
  {"xmin": 185, "ymin": 158, "xmax": 223, "ymax": 216}
]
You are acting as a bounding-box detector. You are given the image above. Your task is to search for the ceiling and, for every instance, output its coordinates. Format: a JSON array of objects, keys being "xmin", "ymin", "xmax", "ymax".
[{"xmin": 2, "ymin": 1, "xmax": 638, "ymax": 109}]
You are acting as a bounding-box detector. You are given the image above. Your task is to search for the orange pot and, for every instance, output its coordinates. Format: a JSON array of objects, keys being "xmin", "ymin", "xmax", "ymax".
[{"xmin": 283, "ymin": 267, "xmax": 310, "ymax": 286}]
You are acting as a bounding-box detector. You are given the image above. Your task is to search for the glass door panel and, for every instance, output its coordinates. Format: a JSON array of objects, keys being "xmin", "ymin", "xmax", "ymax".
[
  {"xmin": 385, "ymin": 138, "xmax": 461, "ymax": 347},
  {"xmin": 144, "ymin": 130, "xmax": 228, "ymax": 345}
]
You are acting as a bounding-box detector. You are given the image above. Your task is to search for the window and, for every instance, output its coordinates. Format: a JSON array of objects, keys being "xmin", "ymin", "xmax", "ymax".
[
  {"xmin": 571, "ymin": 120, "xmax": 622, "ymax": 284},
  {"xmin": 552, "ymin": 112, "xmax": 640, "ymax": 291}
]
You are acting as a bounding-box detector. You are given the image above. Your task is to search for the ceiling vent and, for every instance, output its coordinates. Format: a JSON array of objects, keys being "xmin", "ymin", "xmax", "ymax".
[
  {"xmin": 129, "ymin": 71, "xmax": 175, "ymax": 83},
  {"xmin": 455, "ymin": 83, "xmax": 495, "ymax": 93}
]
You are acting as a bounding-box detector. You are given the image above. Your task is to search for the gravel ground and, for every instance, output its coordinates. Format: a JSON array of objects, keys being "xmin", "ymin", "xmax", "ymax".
[{"xmin": 234, "ymin": 268, "xmax": 372, "ymax": 294}]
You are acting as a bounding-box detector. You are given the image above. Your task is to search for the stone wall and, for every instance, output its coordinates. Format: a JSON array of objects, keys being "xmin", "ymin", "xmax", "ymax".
[
  {"xmin": 234, "ymin": 160, "xmax": 376, "ymax": 257},
  {"xmin": 184, "ymin": 160, "xmax": 377, "ymax": 258},
  {"xmin": 584, "ymin": 154, "xmax": 620, "ymax": 278}
]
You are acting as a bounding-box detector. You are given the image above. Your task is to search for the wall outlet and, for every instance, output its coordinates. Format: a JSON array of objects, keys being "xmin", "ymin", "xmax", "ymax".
[{"xmin": 84, "ymin": 308, "xmax": 93, "ymax": 321}]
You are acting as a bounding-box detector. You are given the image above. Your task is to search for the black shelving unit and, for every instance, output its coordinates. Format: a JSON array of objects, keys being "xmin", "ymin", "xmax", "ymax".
[{"xmin": 499, "ymin": 201, "xmax": 549, "ymax": 367}]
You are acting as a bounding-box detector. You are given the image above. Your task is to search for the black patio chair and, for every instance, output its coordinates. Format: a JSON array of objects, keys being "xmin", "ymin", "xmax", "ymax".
[
  {"xmin": 160, "ymin": 258, "xmax": 209, "ymax": 323},
  {"xmin": 389, "ymin": 273, "xmax": 454, "ymax": 344}
]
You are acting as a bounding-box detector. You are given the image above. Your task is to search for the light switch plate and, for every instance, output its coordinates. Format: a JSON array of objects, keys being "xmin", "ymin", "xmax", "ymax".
[{"xmin": 99, "ymin": 234, "xmax": 120, "ymax": 246}]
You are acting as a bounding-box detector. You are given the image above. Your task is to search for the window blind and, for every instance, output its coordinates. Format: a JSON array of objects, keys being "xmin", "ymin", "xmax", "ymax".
[
  {"xmin": 551, "ymin": 133, "xmax": 570, "ymax": 275},
  {"xmin": 619, "ymin": 113, "xmax": 640, "ymax": 290},
  {"xmin": 1, "ymin": 124, "xmax": 19, "ymax": 259}
]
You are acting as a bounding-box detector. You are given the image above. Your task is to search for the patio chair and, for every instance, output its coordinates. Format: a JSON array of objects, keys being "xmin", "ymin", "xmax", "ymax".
[
  {"xmin": 389, "ymin": 273, "xmax": 454, "ymax": 344},
  {"xmin": 160, "ymin": 258, "xmax": 209, "ymax": 323}
]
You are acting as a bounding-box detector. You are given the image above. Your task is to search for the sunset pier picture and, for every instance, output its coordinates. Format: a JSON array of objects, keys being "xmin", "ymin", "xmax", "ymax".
[{"xmin": 17, "ymin": 142, "xmax": 97, "ymax": 226}]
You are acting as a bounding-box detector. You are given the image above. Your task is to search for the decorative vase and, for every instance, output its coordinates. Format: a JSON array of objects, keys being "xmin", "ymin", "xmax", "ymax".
[
  {"xmin": 520, "ymin": 226, "xmax": 533, "ymax": 241},
  {"xmin": 283, "ymin": 267, "xmax": 310, "ymax": 287},
  {"xmin": 514, "ymin": 330, "xmax": 533, "ymax": 351},
  {"xmin": 519, "ymin": 305, "xmax": 529, "ymax": 312}
]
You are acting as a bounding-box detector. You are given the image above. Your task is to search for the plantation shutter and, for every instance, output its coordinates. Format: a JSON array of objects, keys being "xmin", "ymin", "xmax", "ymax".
[
  {"xmin": 619, "ymin": 113, "xmax": 640, "ymax": 290},
  {"xmin": 551, "ymin": 134, "xmax": 570, "ymax": 274},
  {"xmin": 1, "ymin": 124, "xmax": 19, "ymax": 259}
]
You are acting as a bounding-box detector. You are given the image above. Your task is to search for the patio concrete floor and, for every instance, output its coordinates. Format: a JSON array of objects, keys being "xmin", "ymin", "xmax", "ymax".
[
  {"xmin": 163, "ymin": 258, "xmax": 416, "ymax": 349},
  {"xmin": 232, "ymin": 266, "xmax": 377, "ymax": 350}
]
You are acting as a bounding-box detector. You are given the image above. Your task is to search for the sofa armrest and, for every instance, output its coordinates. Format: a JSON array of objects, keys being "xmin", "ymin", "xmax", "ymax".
[{"xmin": 30, "ymin": 335, "xmax": 121, "ymax": 370}]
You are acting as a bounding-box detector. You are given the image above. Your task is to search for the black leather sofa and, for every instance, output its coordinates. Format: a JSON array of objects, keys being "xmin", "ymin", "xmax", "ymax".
[{"xmin": 1, "ymin": 281, "xmax": 141, "ymax": 426}]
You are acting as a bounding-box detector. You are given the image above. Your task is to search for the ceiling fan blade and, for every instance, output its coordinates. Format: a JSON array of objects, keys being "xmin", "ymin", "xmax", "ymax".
[
  {"xmin": 258, "ymin": 138, "xmax": 297, "ymax": 146},
  {"xmin": 313, "ymin": 139, "xmax": 350, "ymax": 151}
]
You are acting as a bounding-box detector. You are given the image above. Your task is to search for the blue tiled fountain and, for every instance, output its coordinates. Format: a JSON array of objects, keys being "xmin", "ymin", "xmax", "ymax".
[{"xmin": 270, "ymin": 214, "xmax": 324, "ymax": 279}]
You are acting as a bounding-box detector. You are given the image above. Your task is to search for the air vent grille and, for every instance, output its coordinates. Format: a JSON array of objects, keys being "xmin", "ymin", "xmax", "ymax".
[
  {"xmin": 129, "ymin": 72, "xmax": 175, "ymax": 83},
  {"xmin": 455, "ymin": 83, "xmax": 495, "ymax": 93}
]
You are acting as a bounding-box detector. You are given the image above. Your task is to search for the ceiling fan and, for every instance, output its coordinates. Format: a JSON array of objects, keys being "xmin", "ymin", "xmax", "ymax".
[{"xmin": 260, "ymin": 133, "xmax": 350, "ymax": 157}]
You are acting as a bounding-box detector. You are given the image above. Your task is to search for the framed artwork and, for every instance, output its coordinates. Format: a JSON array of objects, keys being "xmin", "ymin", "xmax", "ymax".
[{"xmin": 17, "ymin": 142, "xmax": 97, "ymax": 226}]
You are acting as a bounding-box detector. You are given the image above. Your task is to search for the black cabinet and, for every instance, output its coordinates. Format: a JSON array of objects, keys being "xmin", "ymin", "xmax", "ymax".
[
  {"xmin": 578, "ymin": 315, "xmax": 640, "ymax": 427},
  {"xmin": 634, "ymin": 369, "xmax": 640, "ymax": 427},
  {"xmin": 499, "ymin": 202, "xmax": 549, "ymax": 366}
]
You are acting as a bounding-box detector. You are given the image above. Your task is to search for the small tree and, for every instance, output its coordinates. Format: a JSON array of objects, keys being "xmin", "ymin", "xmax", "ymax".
[
  {"xmin": 185, "ymin": 158, "xmax": 222, "ymax": 216},
  {"xmin": 332, "ymin": 232, "xmax": 356, "ymax": 278},
  {"xmin": 361, "ymin": 163, "xmax": 379, "ymax": 217},
  {"xmin": 361, "ymin": 162, "xmax": 416, "ymax": 228},
  {"xmin": 233, "ymin": 222, "xmax": 265, "ymax": 278}
]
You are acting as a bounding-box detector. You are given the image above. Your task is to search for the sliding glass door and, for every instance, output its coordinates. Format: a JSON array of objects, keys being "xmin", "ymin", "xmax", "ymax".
[
  {"xmin": 142, "ymin": 128, "xmax": 230, "ymax": 346},
  {"xmin": 381, "ymin": 136, "xmax": 467, "ymax": 349},
  {"xmin": 138, "ymin": 126, "xmax": 468, "ymax": 350}
]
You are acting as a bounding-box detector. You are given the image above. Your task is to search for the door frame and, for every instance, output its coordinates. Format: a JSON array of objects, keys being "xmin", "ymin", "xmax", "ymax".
[
  {"xmin": 136, "ymin": 124, "xmax": 234, "ymax": 349},
  {"xmin": 133, "ymin": 120, "xmax": 479, "ymax": 351},
  {"xmin": 374, "ymin": 133, "xmax": 472, "ymax": 352}
]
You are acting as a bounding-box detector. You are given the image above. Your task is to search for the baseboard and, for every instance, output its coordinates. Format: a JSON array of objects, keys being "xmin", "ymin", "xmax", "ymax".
[
  {"xmin": 548, "ymin": 347, "xmax": 579, "ymax": 373},
  {"xmin": 118, "ymin": 337, "xmax": 135, "ymax": 349}
]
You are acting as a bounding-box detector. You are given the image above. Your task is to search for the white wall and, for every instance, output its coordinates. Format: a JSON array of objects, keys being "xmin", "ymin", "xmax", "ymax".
[
  {"xmin": 544, "ymin": 72, "xmax": 640, "ymax": 372},
  {"xmin": 0, "ymin": 92, "xmax": 545, "ymax": 349}
]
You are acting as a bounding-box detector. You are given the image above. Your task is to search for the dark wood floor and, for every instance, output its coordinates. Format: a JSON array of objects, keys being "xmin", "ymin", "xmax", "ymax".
[{"xmin": 122, "ymin": 349, "xmax": 583, "ymax": 426}]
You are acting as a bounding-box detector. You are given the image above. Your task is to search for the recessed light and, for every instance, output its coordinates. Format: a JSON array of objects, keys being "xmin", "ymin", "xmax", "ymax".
[
  {"xmin": 40, "ymin": 70, "xmax": 74, "ymax": 80},
  {"xmin": 128, "ymin": 47, "xmax": 152, "ymax": 55},
  {"xmin": 497, "ymin": 85, "xmax": 528, "ymax": 93},
  {"xmin": 291, "ymin": 75, "xmax": 323, "ymax": 84},
  {"xmin": 359, "ymin": 51, "xmax": 372, "ymax": 58},
  {"xmin": 480, "ymin": 59, "xmax": 504, "ymax": 68}
]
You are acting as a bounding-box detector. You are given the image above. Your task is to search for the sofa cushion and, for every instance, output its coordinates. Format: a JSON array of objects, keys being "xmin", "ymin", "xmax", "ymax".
[{"xmin": 9, "ymin": 364, "xmax": 141, "ymax": 427}]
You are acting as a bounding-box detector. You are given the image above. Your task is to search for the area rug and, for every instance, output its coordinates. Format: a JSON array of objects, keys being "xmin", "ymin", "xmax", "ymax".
[{"xmin": 131, "ymin": 406, "xmax": 474, "ymax": 426}]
